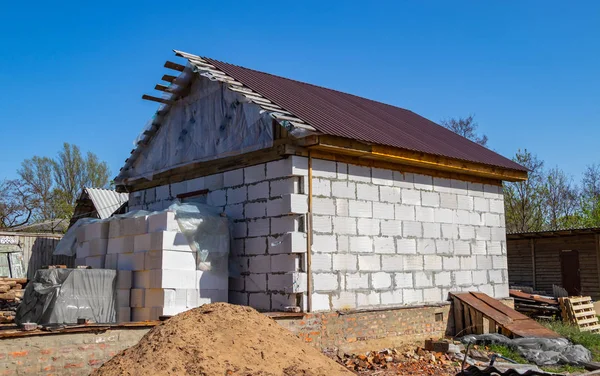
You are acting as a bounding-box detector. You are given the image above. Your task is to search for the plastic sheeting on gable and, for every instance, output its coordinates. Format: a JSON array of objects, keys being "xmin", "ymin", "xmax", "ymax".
[{"xmin": 122, "ymin": 75, "xmax": 274, "ymax": 181}]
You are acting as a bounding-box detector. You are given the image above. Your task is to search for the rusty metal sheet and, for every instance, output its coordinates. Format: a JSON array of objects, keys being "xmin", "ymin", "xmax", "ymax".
[{"xmin": 510, "ymin": 290, "xmax": 558, "ymax": 305}]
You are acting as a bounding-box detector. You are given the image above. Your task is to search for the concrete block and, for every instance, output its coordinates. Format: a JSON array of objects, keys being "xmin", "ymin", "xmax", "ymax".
[
  {"xmin": 248, "ymin": 181, "xmax": 269, "ymax": 200},
  {"xmin": 396, "ymin": 238, "xmax": 417, "ymax": 254},
  {"xmin": 367, "ymin": 166, "xmax": 391, "ymax": 185},
  {"xmin": 130, "ymin": 289, "xmax": 145, "ymax": 308},
  {"xmin": 435, "ymin": 239, "xmax": 453, "ymax": 255},
  {"xmin": 89, "ymin": 238, "xmax": 108, "ymax": 256},
  {"xmin": 417, "ymin": 239, "xmax": 436, "ymax": 254},
  {"xmin": 434, "ymin": 208, "xmax": 454, "ymax": 224},
  {"xmin": 311, "ymin": 197, "xmax": 335, "ymax": 215},
  {"xmin": 268, "ymin": 232, "xmax": 307, "ymax": 254},
  {"xmin": 474, "ymin": 197, "xmax": 488, "ymax": 212},
  {"xmin": 248, "ymin": 218, "xmax": 270, "ymax": 237},
  {"xmin": 434, "ymin": 271, "xmax": 452, "ymax": 287},
  {"xmin": 134, "ymin": 231, "xmax": 191, "ymax": 253},
  {"xmin": 270, "ymin": 215, "xmax": 299, "ymax": 234},
  {"xmin": 487, "ymin": 241, "xmax": 502, "ymax": 255},
  {"xmin": 393, "ymin": 205, "xmax": 414, "ymax": 221},
  {"xmin": 266, "ymin": 158, "xmax": 292, "ymax": 179},
  {"xmin": 492, "ymin": 256, "xmax": 507, "ymax": 269},
  {"xmin": 117, "ymin": 307, "xmax": 130, "ymax": 322},
  {"xmin": 233, "ymin": 222, "xmax": 247, "ymax": 238},
  {"xmin": 332, "ymin": 181, "xmax": 355, "ymax": 199},
  {"xmin": 476, "ymin": 255, "xmax": 493, "ymax": 270},
  {"xmin": 421, "ymin": 192, "xmax": 440, "ymax": 207},
  {"xmin": 244, "ymin": 274, "xmax": 267, "ymax": 292},
  {"xmin": 402, "ymin": 189, "xmax": 421, "ymax": 205},
  {"xmin": 267, "ymin": 194, "xmax": 308, "ymax": 216},
  {"xmin": 470, "ymin": 212, "xmax": 483, "ymax": 226},
  {"xmin": 224, "ymin": 203, "xmax": 244, "ymax": 220},
  {"xmin": 358, "ymin": 255, "xmax": 380, "ymax": 271},
  {"xmin": 453, "ymin": 240, "xmax": 470, "ymax": 255},
  {"xmin": 248, "ymin": 255, "xmax": 270, "ymax": 273},
  {"xmin": 150, "ymin": 306, "xmax": 189, "ymax": 319},
  {"xmin": 147, "ymin": 211, "xmax": 177, "ymax": 233},
  {"xmin": 335, "ymin": 198, "xmax": 349, "ymax": 216},
  {"xmin": 461, "ymin": 255, "xmax": 477, "ymax": 270},
  {"xmin": 483, "ymin": 184, "xmax": 500, "ymax": 198},
  {"xmin": 475, "ymin": 227, "xmax": 491, "ymax": 241},
  {"xmin": 312, "ymin": 178, "xmax": 331, "ymax": 197},
  {"xmin": 403, "ymin": 221, "xmax": 422, "ymax": 238},
  {"xmin": 380, "ymin": 290, "xmax": 403, "ymax": 305},
  {"xmin": 442, "ymin": 256, "xmax": 460, "ymax": 270},
  {"xmin": 348, "ymin": 164, "xmax": 371, "ymax": 182},
  {"xmin": 313, "ymin": 273, "xmax": 338, "ymax": 291},
  {"xmin": 75, "ymin": 257, "xmax": 86, "ymax": 267},
  {"xmin": 333, "ymin": 217, "xmax": 356, "ymax": 235},
  {"xmin": 454, "ymin": 271, "xmax": 473, "ymax": 286},
  {"xmin": 312, "ymin": 234, "xmax": 336, "ymax": 253},
  {"xmin": 433, "ymin": 177, "xmax": 453, "ymax": 193},
  {"xmin": 403, "ymin": 289, "xmax": 423, "ymax": 304},
  {"xmin": 312, "ymin": 215, "xmax": 332, "ymax": 233},
  {"xmin": 473, "ymin": 270, "xmax": 488, "ymax": 285},
  {"xmin": 392, "ymin": 171, "xmax": 413, "ymax": 188},
  {"xmin": 105, "ymin": 253, "xmax": 118, "ymax": 269},
  {"xmin": 107, "ymin": 236, "xmax": 135, "ymax": 255},
  {"xmin": 395, "ymin": 272, "xmax": 413, "ymax": 288},
  {"xmin": 380, "ymin": 220, "xmax": 402, "ymax": 236},
  {"xmin": 332, "ymin": 291, "xmax": 356, "ymax": 309},
  {"xmin": 338, "ymin": 235, "xmax": 349, "ymax": 252},
  {"xmin": 491, "ymin": 227, "xmax": 506, "ymax": 242},
  {"xmin": 350, "ymin": 236, "xmax": 373, "ymax": 253},
  {"xmin": 404, "ymin": 255, "xmax": 423, "ymax": 270},
  {"xmin": 248, "ymin": 293, "xmax": 271, "ymax": 311},
  {"xmin": 131, "ymin": 307, "xmax": 151, "ymax": 321},
  {"xmin": 374, "ymin": 236, "xmax": 395, "ymax": 254},
  {"xmin": 77, "ymin": 242, "xmax": 90, "ymax": 258},
  {"xmin": 373, "ymin": 202, "xmax": 394, "ymax": 220},
  {"xmin": 122, "ymin": 215, "xmax": 148, "ymax": 237},
  {"xmin": 155, "ymin": 184, "xmax": 170, "ymax": 200},
  {"xmin": 130, "ymin": 251, "xmax": 144, "ymax": 271},
  {"xmin": 270, "ymin": 293, "xmax": 298, "ymax": 311},
  {"xmin": 145, "ymin": 250, "xmax": 196, "ymax": 270},
  {"xmin": 357, "ymin": 291, "xmax": 381, "ymax": 306},
  {"xmin": 186, "ymin": 176, "xmax": 205, "ymax": 192},
  {"xmin": 269, "ymin": 272, "xmax": 307, "ymax": 293},
  {"xmin": 311, "ymin": 293, "xmax": 331, "ymax": 311},
  {"xmin": 196, "ymin": 271, "xmax": 229, "ymax": 290},
  {"xmin": 382, "ymin": 255, "xmax": 404, "ymax": 271},
  {"xmin": 270, "ymin": 177, "xmax": 299, "ymax": 198},
  {"xmin": 207, "ymin": 189, "xmax": 226, "ymax": 206},
  {"xmin": 270, "ymin": 254, "xmax": 299, "ymax": 272},
  {"xmin": 441, "ymin": 223, "xmax": 458, "ymax": 239},
  {"xmin": 85, "ymin": 221, "xmax": 109, "ymax": 240},
  {"xmin": 439, "ymin": 193, "xmax": 458, "ymax": 209},
  {"xmin": 132, "ymin": 271, "xmax": 150, "ymax": 289},
  {"xmin": 224, "ymin": 169, "xmax": 244, "ymax": 188},
  {"xmin": 423, "ymin": 287, "xmax": 442, "ymax": 302},
  {"xmin": 413, "ymin": 174, "xmax": 433, "ymax": 191},
  {"xmin": 244, "ymin": 237, "xmax": 267, "ymax": 255},
  {"xmin": 76, "ymin": 226, "xmax": 87, "ymax": 243},
  {"xmin": 423, "ymin": 223, "xmax": 441, "ymax": 239},
  {"xmin": 484, "ymin": 213, "xmax": 501, "ymax": 227},
  {"xmin": 117, "ymin": 270, "xmax": 132, "ymax": 289},
  {"xmin": 227, "ymin": 186, "xmax": 247, "ymax": 205},
  {"xmin": 245, "ymin": 201, "xmax": 267, "ymax": 219},
  {"xmin": 424, "ymin": 255, "xmax": 442, "ymax": 270},
  {"xmin": 415, "ymin": 271, "xmax": 433, "ymax": 287},
  {"xmin": 494, "ymin": 283, "xmax": 509, "ymax": 298},
  {"xmin": 170, "ymin": 181, "xmax": 188, "ymax": 197},
  {"xmin": 85, "ymin": 255, "xmax": 105, "ymax": 268},
  {"xmin": 333, "ymin": 253, "xmax": 357, "ymax": 271},
  {"xmin": 310, "ymin": 158, "xmax": 336, "ymax": 178},
  {"xmin": 490, "ymin": 199, "xmax": 504, "ymax": 214},
  {"xmin": 312, "ymin": 253, "xmax": 332, "ymax": 271},
  {"xmin": 471, "ymin": 240, "xmax": 486, "ymax": 255},
  {"xmin": 458, "ymin": 225, "xmax": 475, "ymax": 240},
  {"xmin": 348, "ymin": 200, "xmax": 372, "ymax": 218},
  {"xmin": 372, "ymin": 272, "xmax": 392, "ymax": 289},
  {"xmin": 356, "ymin": 183, "xmax": 379, "ymax": 201},
  {"xmin": 242, "ymin": 164, "xmax": 265, "ymax": 184},
  {"xmin": 345, "ymin": 273, "xmax": 369, "ymax": 289},
  {"xmin": 150, "ymin": 269, "xmax": 197, "ymax": 289},
  {"xmin": 117, "ymin": 289, "xmax": 130, "ymax": 308}
]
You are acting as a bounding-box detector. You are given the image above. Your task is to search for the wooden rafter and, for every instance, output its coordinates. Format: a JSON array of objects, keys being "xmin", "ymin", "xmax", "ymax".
[
  {"xmin": 164, "ymin": 61, "xmax": 185, "ymax": 72},
  {"xmin": 142, "ymin": 94, "xmax": 173, "ymax": 105},
  {"xmin": 161, "ymin": 74, "xmax": 177, "ymax": 83}
]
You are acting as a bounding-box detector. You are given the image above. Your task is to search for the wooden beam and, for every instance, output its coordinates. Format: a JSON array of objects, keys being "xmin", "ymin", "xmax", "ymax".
[
  {"xmin": 142, "ymin": 94, "xmax": 173, "ymax": 105},
  {"xmin": 531, "ymin": 238, "xmax": 537, "ymax": 290},
  {"xmin": 596, "ymin": 234, "xmax": 600, "ymax": 297},
  {"xmin": 164, "ymin": 61, "xmax": 185, "ymax": 72},
  {"xmin": 162, "ymin": 74, "xmax": 177, "ymax": 83},
  {"xmin": 453, "ymin": 297, "xmax": 464, "ymax": 336},
  {"xmin": 155, "ymin": 84, "xmax": 175, "ymax": 93}
]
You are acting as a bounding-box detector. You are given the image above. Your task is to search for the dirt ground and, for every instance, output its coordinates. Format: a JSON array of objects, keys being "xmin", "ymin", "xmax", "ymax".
[{"xmin": 92, "ymin": 303, "xmax": 353, "ymax": 376}]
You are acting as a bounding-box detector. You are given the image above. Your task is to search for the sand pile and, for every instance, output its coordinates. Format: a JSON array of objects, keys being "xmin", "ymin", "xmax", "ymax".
[{"xmin": 92, "ymin": 303, "xmax": 353, "ymax": 376}]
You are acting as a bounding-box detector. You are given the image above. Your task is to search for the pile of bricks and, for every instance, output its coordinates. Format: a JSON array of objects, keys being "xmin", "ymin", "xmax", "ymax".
[
  {"xmin": 75, "ymin": 210, "xmax": 228, "ymax": 322},
  {"xmin": 0, "ymin": 277, "xmax": 27, "ymax": 323}
]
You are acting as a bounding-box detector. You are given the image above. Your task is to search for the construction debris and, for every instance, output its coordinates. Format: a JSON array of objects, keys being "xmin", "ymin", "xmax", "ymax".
[
  {"xmin": 509, "ymin": 290, "xmax": 560, "ymax": 320},
  {"xmin": 0, "ymin": 278, "xmax": 27, "ymax": 324},
  {"xmin": 559, "ymin": 296, "xmax": 600, "ymax": 333}
]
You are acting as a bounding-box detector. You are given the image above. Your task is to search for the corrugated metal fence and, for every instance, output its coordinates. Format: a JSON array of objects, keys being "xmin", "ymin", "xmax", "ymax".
[{"xmin": 0, "ymin": 232, "xmax": 74, "ymax": 279}]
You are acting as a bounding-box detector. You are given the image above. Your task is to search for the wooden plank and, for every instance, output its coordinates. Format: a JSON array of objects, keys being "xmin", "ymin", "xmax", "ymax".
[
  {"xmin": 473, "ymin": 307, "xmax": 484, "ymax": 334},
  {"xmin": 164, "ymin": 61, "xmax": 185, "ymax": 72},
  {"xmin": 488, "ymin": 319, "xmax": 497, "ymax": 334},
  {"xmin": 453, "ymin": 297, "xmax": 464, "ymax": 336},
  {"xmin": 142, "ymin": 95, "xmax": 174, "ymax": 105},
  {"xmin": 568, "ymin": 296, "xmax": 591, "ymax": 303},
  {"xmin": 471, "ymin": 292, "xmax": 530, "ymax": 321},
  {"xmin": 483, "ymin": 317, "xmax": 490, "ymax": 334},
  {"xmin": 453, "ymin": 292, "xmax": 513, "ymax": 326},
  {"xmin": 162, "ymin": 74, "xmax": 177, "ymax": 83},
  {"xmin": 463, "ymin": 302, "xmax": 472, "ymax": 335},
  {"xmin": 531, "ymin": 238, "xmax": 537, "ymax": 290},
  {"xmin": 576, "ymin": 317, "xmax": 598, "ymax": 325}
]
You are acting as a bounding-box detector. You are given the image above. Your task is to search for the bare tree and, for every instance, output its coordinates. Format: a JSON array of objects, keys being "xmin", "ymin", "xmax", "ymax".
[
  {"xmin": 18, "ymin": 156, "xmax": 56, "ymax": 222},
  {"xmin": 541, "ymin": 167, "xmax": 581, "ymax": 230},
  {"xmin": 504, "ymin": 149, "xmax": 545, "ymax": 233},
  {"xmin": 581, "ymin": 164, "xmax": 600, "ymax": 227},
  {"xmin": 0, "ymin": 180, "xmax": 33, "ymax": 228},
  {"xmin": 440, "ymin": 115, "xmax": 488, "ymax": 147}
]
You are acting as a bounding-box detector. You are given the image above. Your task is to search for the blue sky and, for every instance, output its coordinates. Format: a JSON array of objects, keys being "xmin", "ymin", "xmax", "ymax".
[{"xmin": 1, "ymin": 1, "xmax": 598, "ymax": 183}]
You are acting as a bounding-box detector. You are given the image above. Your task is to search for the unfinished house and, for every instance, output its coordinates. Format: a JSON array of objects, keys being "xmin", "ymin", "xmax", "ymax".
[
  {"xmin": 507, "ymin": 228, "xmax": 600, "ymax": 300},
  {"xmin": 114, "ymin": 50, "xmax": 527, "ymax": 317}
]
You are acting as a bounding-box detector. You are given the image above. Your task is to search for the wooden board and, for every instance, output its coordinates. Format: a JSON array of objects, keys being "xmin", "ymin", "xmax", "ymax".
[
  {"xmin": 559, "ymin": 296, "xmax": 600, "ymax": 333},
  {"xmin": 451, "ymin": 292, "xmax": 561, "ymax": 338}
]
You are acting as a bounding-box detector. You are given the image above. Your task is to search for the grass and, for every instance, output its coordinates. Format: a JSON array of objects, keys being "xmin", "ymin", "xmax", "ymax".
[{"xmin": 487, "ymin": 344, "xmax": 528, "ymax": 364}]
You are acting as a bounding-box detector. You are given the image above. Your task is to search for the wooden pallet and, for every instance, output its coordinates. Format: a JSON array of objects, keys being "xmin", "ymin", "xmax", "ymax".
[
  {"xmin": 451, "ymin": 292, "xmax": 560, "ymax": 338},
  {"xmin": 559, "ymin": 296, "xmax": 600, "ymax": 333}
]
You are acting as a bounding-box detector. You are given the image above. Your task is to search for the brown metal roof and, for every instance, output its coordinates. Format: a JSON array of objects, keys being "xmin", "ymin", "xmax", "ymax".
[{"xmin": 204, "ymin": 58, "xmax": 527, "ymax": 172}]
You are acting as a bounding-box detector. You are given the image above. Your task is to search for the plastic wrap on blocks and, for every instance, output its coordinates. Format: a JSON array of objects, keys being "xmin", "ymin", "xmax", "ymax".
[
  {"xmin": 196, "ymin": 270, "xmax": 229, "ymax": 290},
  {"xmin": 122, "ymin": 215, "xmax": 148, "ymax": 237},
  {"xmin": 150, "ymin": 269, "xmax": 197, "ymax": 289},
  {"xmin": 76, "ymin": 242, "xmax": 90, "ymax": 258},
  {"xmin": 145, "ymin": 250, "xmax": 196, "ymax": 271},
  {"xmin": 134, "ymin": 231, "xmax": 192, "ymax": 253},
  {"xmin": 148, "ymin": 211, "xmax": 179, "ymax": 233}
]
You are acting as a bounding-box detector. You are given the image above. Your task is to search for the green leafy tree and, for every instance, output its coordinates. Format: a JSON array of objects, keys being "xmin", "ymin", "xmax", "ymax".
[{"xmin": 580, "ymin": 164, "xmax": 600, "ymax": 227}]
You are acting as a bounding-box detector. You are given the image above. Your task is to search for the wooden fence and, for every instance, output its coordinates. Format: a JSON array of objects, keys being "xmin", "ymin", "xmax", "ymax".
[{"xmin": 0, "ymin": 232, "xmax": 74, "ymax": 279}]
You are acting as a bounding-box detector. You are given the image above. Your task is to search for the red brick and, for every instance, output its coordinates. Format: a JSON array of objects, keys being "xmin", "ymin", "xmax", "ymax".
[
  {"xmin": 63, "ymin": 363, "xmax": 84, "ymax": 369},
  {"xmin": 9, "ymin": 351, "xmax": 27, "ymax": 358},
  {"xmin": 39, "ymin": 349, "xmax": 53, "ymax": 355}
]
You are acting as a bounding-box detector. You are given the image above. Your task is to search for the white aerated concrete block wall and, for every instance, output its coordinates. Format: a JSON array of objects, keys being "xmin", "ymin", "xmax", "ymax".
[
  {"xmin": 132, "ymin": 156, "xmax": 309, "ymax": 311},
  {"xmin": 309, "ymin": 158, "xmax": 509, "ymax": 311}
]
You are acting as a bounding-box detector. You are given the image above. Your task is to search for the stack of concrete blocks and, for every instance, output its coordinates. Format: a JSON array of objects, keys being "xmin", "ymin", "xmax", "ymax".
[
  {"xmin": 128, "ymin": 156, "xmax": 310, "ymax": 312},
  {"xmin": 309, "ymin": 158, "xmax": 509, "ymax": 311},
  {"xmin": 75, "ymin": 221, "xmax": 109, "ymax": 269}
]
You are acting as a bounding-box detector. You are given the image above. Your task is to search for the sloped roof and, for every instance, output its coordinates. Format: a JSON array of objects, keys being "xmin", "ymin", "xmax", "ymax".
[
  {"xmin": 82, "ymin": 188, "xmax": 128, "ymax": 219},
  {"xmin": 203, "ymin": 57, "xmax": 526, "ymax": 172}
]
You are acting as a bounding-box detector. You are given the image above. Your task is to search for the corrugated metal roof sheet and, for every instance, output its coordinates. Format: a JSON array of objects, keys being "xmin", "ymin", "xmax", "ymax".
[
  {"xmin": 204, "ymin": 58, "xmax": 526, "ymax": 172},
  {"xmin": 84, "ymin": 188, "xmax": 128, "ymax": 219}
]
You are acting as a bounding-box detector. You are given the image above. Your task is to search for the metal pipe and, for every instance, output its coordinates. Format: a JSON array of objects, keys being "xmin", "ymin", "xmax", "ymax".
[{"xmin": 306, "ymin": 152, "xmax": 313, "ymax": 312}]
